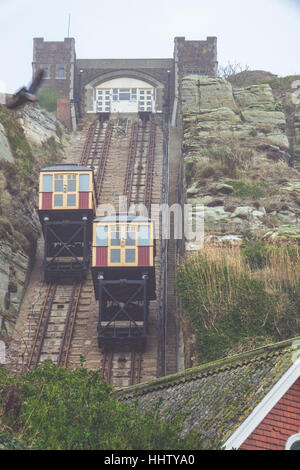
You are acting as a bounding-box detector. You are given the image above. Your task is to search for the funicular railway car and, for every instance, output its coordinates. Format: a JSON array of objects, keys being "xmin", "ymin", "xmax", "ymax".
[
  {"xmin": 91, "ymin": 214, "xmax": 156, "ymax": 348},
  {"xmin": 38, "ymin": 164, "xmax": 97, "ymax": 281}
]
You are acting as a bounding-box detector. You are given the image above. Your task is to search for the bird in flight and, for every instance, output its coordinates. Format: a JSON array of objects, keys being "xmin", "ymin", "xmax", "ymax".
[{"xmin": 6, "ymin": 69, "xmax": 45, "ymax": 109}]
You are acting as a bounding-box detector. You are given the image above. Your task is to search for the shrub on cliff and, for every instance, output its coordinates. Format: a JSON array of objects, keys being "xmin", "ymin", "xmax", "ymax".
[
  {"xmin": 36, "ymin": 88, "xmax": 62, "ymax": 113},
  {"xmin": 0, "ymin": 106, "xmax": 34, "ymax": 185},
  {"xmin": 200, "ymin": 137, "xmax": 254, "ymax": 178},
  {"xmin": 177, "ymin": 245, "xmax": 300, "ymax": 364},
  {"xmin": 0, "ymin": 362, "xmax": 220, "ymax": 450}
]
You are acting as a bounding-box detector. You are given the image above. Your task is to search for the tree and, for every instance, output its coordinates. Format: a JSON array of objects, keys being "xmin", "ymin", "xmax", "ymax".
[
  {"xmin": 0, "ymin": 362, "xmax": 221, "ymax": 450},
  {"xmin": 218, "ymin": 62, "xmax": 250, "ymax": 80},
  {"xmin": 36, "ymin": 87, "xmax": 61, "ymax": 113}
]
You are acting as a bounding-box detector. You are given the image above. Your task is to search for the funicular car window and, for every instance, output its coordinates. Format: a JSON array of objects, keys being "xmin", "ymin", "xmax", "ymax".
[
  {"xmin": 110, "ymin": 249, "xmax": 121, "ymax": 263},
  {"xmin": 138, "ymin": 225, "xmax": 150, "ymax": 246},
  {"xmin": 125, "ymin": 249, "xmax": 136, "ymax": 263},
  {"xmin": 79, "ymin": 174, "xmax": 90, "ymax": 191},
  {"xmin": 96, "ymin": 225, "xmax": 108, "ymax": 246},
  {"xmin": 110, "ymin": 226, "xmax": 121, "ymax": 246},
  {"xmin": 67, "ymin": 194, "xmax": 76, "ymax": 206},
  {"xmin": 126, "ymin": 225, "xmax": 136, "ymax": 246},
  {"xmin": 43, "ymin": 174, "xmax": 53, "ymax": 192},
  {"xmin": 55, "ymin": 175, "xmax": 63, "ymax": 192},
  {"xmin": 67, "ymin": 174, "xmax": 77, "ymax": 192},
  {"xmin": 54, "ymin": 194, "xmax": 63, "ymax": 207}
]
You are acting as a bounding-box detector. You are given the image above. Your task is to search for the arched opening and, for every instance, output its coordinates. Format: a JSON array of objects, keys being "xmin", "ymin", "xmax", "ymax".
[
  {"xmin": 94, "ymin": 77, "xmax": 156, "ymax": 113},
  {"xmin": 84, "ymin": 71, "xmax": 165, "ymax": 114}
]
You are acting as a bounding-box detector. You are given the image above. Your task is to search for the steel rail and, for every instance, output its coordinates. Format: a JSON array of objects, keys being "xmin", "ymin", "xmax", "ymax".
[
  {"xmin": 80, "ymin": 121, "xmax": 97, "ymax": 166},
  {"xmin": 133, "ymin": 121, "xmax": 147, "ymax": 205},
  {"xmin": 123, "ymin": 118, "xmax": 156, "ymax": 214},
  {"xmin": 130, "ymin": 351, "xmax": 143, "ymax": 385},
  {"xmin": 96, "ymin": 121, "xmax": 114, "ymax": 200},
  {"xmin": 124, "ymin": 121, "xmax": 139, "ymax": 208},
  {"xmin": 102, "ymin": 350, "xmax": 114, "ymax": 384},
  {"xmin": 57, "ymin": 282, "xmax": 82, "ymax": 366},
  {"xmin": 89, "ymin": 122, "xmax": 103, "ymax": 168},
  {"xmin": 27, "ymin": 282, "xmax": 57, "ymax": 370},
  {"xmin": 144, "ymin": 120, "xmax": 157, "ymax": 215}
]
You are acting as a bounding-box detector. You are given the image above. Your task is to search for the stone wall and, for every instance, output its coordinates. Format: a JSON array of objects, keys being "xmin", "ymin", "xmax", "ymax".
[
  {"xmin": 33, "ymin": 37, "xmax": 75, "ymax": 101},
  {"xmin": 57, "ymin": 98, "xmax": 72, "ymax": 131},
  {"xmin": 174, "ymin": 36, "xmax": 218, "ymax": 77}
]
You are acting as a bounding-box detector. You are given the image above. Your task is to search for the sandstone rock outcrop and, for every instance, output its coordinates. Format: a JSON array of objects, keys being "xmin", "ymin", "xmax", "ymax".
[
  {"xmin": 182, "ymin": 76, "xmax": 300, "ymax": 247},
  {"xmin": 0, "ymin": 104, "xmax": 65, "ymax": 340},
  {"xmin": 0, "ymin": 122, "xmax": 14, "ymax": 162},
  {"xmin": 14, "ymin": 105, "xmax": 62, "ymax": 147}
]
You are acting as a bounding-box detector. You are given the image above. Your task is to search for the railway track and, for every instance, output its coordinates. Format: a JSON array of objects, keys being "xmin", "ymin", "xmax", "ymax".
[
  {"xmin": 99, "ymin": 116, "xmax": 157, "ymax": 386},
  {"xmin": 14, "ymin": 113, "xmax": 162, "ymax": 388},
  {"xmin": 80, "ymin": 117, "xmax": 114, "ymax": 201},
  {"xmin": 24, "ymin": 117, "xmax": 116, "ymax": 373},
  {"xmin": 124, "ymin": 117, "xmax": 156, "ymax": 214},
  {"xmin": 101, "ymin": 350, "xmax": 143, "ymax": 387},
  {"xmin": 26, "ymin": 282, "xmax": 82, "ymax": 370},
  {"xmin": 81, "ymin": 115, "xmax": 157, "ymax": 387}
]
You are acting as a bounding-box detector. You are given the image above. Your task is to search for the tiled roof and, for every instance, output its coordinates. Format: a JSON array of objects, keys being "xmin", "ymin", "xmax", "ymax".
[{"xmin": 115, "ymin": 337, "xmax": 300, "ymax": 444}]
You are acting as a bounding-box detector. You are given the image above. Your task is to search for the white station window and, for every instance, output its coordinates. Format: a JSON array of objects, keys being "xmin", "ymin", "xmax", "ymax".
[{"xmin": 94, "ymin": 79, "xmax": 156, "ymax": 113}]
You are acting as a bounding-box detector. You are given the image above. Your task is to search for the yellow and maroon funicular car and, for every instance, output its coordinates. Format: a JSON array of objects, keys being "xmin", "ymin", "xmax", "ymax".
[
  {"xmin": 38, "ymin": 164, "xmax": 96, "ymax": 281},
  {"xmin": 91, "ymin": 214, "xmax": 156, "ymax": 348}
]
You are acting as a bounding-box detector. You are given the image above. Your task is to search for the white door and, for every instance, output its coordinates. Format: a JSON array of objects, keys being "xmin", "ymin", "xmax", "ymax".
[{"xmin": 111, "ymin": 100, "xmax": 139, "ymax": 113}]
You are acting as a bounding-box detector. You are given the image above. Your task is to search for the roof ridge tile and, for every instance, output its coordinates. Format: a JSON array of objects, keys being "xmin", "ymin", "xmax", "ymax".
[{"xmin": 114, "ymin": 336, "xmax": 300, "ymax": 399}]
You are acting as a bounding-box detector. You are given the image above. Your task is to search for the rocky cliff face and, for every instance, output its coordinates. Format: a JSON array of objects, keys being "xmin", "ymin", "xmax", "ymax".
[
  {"xmin": 268, "ymin": 75, "xmax": 300, "ymax": 171},
  {"xmin": 179, "ymin": 77, "xmax": 300, "ymax": 365},
  {"xmin": 0, "ymin": 104, "xmax": 65, "ymax": 340},
  {"xmin": 182, "ymin": 75, "xmax": 300, "ymax": 247}
]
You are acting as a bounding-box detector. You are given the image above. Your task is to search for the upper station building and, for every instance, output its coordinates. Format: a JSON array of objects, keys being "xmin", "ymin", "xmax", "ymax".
[{"xmin": 32, "ymin": 36, "xmax": 218, "ymax": 129}]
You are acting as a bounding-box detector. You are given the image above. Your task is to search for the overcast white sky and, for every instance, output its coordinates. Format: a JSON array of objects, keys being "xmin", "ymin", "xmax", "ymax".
[{"xmin": 0, "ymin": 0, "xmax": 299, "ymax": 93}]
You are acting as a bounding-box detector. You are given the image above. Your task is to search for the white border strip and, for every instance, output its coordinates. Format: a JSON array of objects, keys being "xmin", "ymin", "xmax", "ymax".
[
  {"xmin": 285, "ymin": 433, "xmax": 300, "ymax": 450},
  {"xmin": 225, "ymin": 357, "xmax": 300, "ymax": 450}
]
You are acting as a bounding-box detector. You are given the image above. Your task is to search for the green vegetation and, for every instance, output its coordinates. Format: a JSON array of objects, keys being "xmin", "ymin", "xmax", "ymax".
[
  {"xmin": 0, "ymin": 362, "xmax": 220, "ymax": 450},
  {"xmin": 207, "ymin": 139, "xmax": 254, "ymax": 175},
  {"xmin": 0, "ymin": 107, "xmax": 38, "ymax": 254},
  {"xmin": 241, "ymin": 244, "xmax": 300, "ymax": 270},
  {"xmin": 241, "ymin": 244, "xmax": 270, "ymax": 269},
  {"xmin": 185, "ymin": 160, "xmax": 196, "ymax": 187},
  {"xmin": 185, "ymin": 138, "xmax": 256, "ymax": 188},
  {"xmin": 31, "ymin": 135, "xmax": 64, "ymax": 169},
  {"xmin": 227, "ymin": 179, "xmax": 267, "ymax": 200},
  {"xmin": 36, "ymin": 87, "xmax": 62, "ymax": 113},
  {"xmin": 0, "ymin": 106, "xmax": 34, "ymax": 185},
  {"xmin": 177, "ymin": 245, "xmax": 300, "ymax": 364}
]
